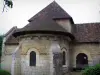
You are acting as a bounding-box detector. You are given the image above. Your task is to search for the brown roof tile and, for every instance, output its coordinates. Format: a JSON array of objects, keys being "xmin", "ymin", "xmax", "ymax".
[
  {"xmin": 21, "ymin": 1, "xmax": 73, "ymax": 32},
  {"xmin": 74, "ymin": 23, "xmax": 100, "ymax": 42},
  {"xmin": 28, "ymin": 1, "xmax": 72, "ymax": 22},
  {"xmin": 13, "ymin": 1, "xmax": 74, "ymax": 39}
]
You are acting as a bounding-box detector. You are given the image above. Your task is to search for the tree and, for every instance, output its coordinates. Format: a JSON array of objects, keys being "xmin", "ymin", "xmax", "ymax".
[{"xmin": 3, "ymin": 0, "xmax": 13, "ymax": 12}]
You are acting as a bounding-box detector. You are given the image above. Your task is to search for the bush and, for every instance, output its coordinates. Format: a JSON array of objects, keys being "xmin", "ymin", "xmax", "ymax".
[
  {"xmin": 0, "ymin": 69, "xmax": 11, "ymax": 75},
  {"xmin": 82, "ymin": 64, "xmax": 100, "ymax": 75}
]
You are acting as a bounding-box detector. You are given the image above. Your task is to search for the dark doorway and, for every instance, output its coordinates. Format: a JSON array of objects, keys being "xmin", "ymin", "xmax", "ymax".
[
  {"xmin": 76, "ymin": 53, "xmax": 88, "ymax": 69},
  {"xmin": 30, "ymin": 51, "xmax": 36, "ymax": 66}
]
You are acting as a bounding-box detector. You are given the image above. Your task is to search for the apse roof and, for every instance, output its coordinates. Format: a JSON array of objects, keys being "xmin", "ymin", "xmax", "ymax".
[
  {"xmin": 28, "ymin": 1, "xmax": 72, "ymax": 22},
  {"xmin": 19, "ymin": 1, "xmax": 73, "ymax": 32},
  {"xmin": 13, "ymin": 1, "xmax": 74, "ymax": 39}
]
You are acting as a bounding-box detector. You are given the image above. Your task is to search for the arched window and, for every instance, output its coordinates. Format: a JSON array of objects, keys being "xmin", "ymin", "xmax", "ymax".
[
  {"xmin": 30, "ymin": 51, "xmax": 36, "ymax": 66},
  {"xmin": 62, "ymin": 51, "xmax": 66, "ymax": 65}
]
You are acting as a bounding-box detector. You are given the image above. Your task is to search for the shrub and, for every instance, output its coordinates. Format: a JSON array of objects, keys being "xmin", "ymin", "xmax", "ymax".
[
  {"xmin": 82, "ymin": 64, "xmax": 100, "ymax": 75},
  {"xmin": 0, "ymin": 69, "xmax": 11, "ymax": 75}
]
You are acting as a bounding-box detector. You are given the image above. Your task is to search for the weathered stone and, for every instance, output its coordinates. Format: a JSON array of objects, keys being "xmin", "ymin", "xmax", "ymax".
[{"xmin": 53, "ymin": 53, "xmax": 63, "ymax": 75}]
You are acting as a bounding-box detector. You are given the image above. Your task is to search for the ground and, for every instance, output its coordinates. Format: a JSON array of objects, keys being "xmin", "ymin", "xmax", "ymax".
[{"xmin": 70, "ymin": 72, "xmax": 82, "ymax": 75}]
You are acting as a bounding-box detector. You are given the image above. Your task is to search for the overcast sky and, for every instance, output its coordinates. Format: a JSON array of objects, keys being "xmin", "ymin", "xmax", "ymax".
[{"xmin": 0, "ymin": 0, "xmax": 100, "ymax": 34}]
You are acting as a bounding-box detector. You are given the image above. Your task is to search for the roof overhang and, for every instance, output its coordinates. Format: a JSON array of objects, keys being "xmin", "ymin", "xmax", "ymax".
[{"xmin": 13, "ymin": 30, "xmax": 75, "ymax": 40}]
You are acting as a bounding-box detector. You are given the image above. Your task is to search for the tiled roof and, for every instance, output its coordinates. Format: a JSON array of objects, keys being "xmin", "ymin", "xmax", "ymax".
[
  {"xmin": 14, "ymin": 1, "xmax": 73, "ymax": 33},
  {"xmin": 5, "ymin": 1, "xmax": 100, "ymax": 43},
  {"xmin": 28, "ymin": 1, "xmax": 72, "ymax": 22},
  {"xmin": 74, "ymin": 23, "xmax": 100, "ymax": 42},
  {"xmin": 13, "ymin": 1, "xmax": 74, "ymax": 39}
]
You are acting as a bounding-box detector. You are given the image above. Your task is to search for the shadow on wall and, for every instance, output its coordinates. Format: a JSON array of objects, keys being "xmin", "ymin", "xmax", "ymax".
[{"xmin": 0, "ymin": 35, "xmax": 3, "ymax": 69}]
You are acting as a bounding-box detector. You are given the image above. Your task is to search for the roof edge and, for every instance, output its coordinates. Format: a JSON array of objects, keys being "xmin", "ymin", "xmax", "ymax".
[{"xmin": 13, "ymin": 30, "xmax": 75, "ymax": 40}]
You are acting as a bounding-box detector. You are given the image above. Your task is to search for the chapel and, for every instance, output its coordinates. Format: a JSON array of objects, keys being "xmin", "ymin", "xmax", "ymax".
[{"xmin": 1, "ymin": 1, "xmax": 100, "ymax": 75}]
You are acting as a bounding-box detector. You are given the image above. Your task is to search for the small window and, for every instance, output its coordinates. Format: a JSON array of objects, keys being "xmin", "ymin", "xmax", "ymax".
[
  {"xmin": 30, "ymin": 51, "xmax": 36, "ymax": 66},
  {"xmin": 62, "ymin": 51, "xmax": 66, "ymax": 65}
]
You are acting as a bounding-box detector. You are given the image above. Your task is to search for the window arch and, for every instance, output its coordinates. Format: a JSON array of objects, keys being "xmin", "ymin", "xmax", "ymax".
[
  {"xmin": 26, "ymin": 48, "xmax": 39, "ymax": 66},
  {"xmin": 30, "ymin": 51, "xmax": 36, "ymax": 66},
  {"xmin": 61, "ymin": 47, "xmax": 67, "ymax": 66}
]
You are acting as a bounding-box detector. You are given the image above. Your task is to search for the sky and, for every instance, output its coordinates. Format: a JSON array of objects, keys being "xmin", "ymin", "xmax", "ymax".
[{"xmin": 0, "ymin": 0, "xmax": 100, "ymax": 34}]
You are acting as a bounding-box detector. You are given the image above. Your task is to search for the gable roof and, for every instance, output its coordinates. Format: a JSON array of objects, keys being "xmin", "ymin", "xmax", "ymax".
[{"xmin": 74, "ymin": 23, "xmax": 100, "ymax": 42}]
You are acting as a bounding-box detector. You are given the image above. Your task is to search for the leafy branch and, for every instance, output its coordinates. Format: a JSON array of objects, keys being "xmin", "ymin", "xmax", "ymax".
[{"xmin": 3, "ymin": 0, "xmax": 13, "ymax": 12}]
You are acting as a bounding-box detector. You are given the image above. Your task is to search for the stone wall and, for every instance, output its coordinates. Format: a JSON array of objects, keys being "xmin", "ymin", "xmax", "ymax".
[
  {"xmin": 19, "ymin": 34, "xmax": 70, "ymax": 75},
  {"xmin": 1, "ymin": 45, "xmax": 18, "ymax": 72},
  {"xmin": 2, "ymin": 34, "xmax": 70, "ymax": 75},
  {"xmin": 70, "ymin": 43, "xmax": 100, "ymax": 68},
  {"xmin": 55, "ymin": 20, "xmax": 72, "ymax": 33}
]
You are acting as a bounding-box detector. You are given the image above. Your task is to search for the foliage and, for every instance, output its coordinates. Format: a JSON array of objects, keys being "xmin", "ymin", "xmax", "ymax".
[
  {"xmin": 4, "ymin": 0, "xmax": 13, "ymax": 8},
  {"xmin": 82, "ymin": 64, "xmax": 100, "ymax": 75},
  {"xmin": 0, "ymin": 69, "xmax": 11, "ymax": 75},
  {"xmin": 3, "ymin": 0, "xmax": 13, "ymax": 12}
]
